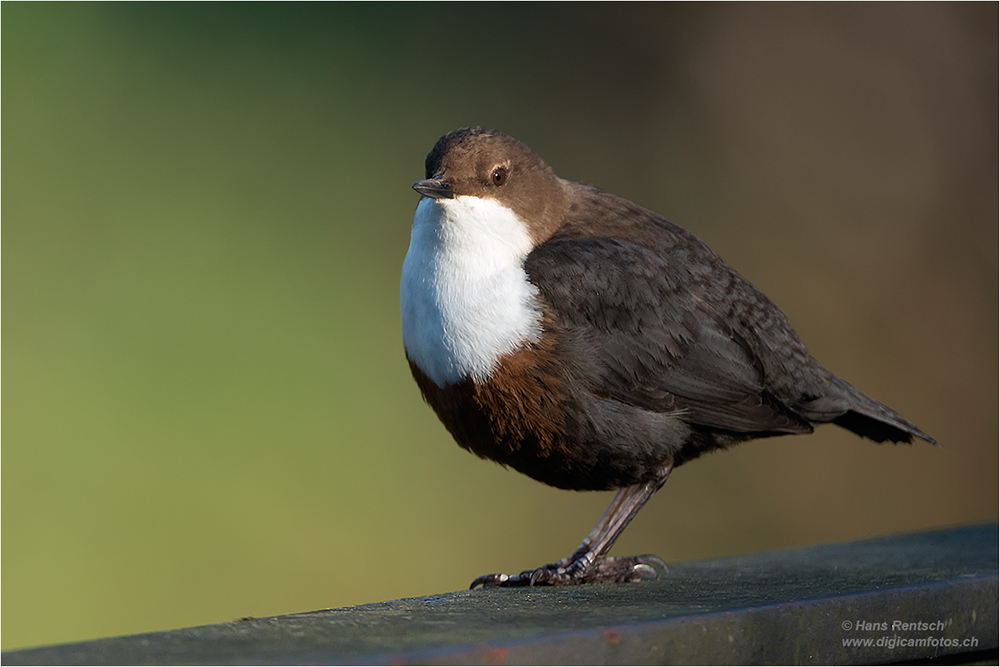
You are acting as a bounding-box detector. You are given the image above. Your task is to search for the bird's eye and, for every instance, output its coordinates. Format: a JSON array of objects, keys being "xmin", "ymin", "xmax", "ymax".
[{"xmin": 491, "ymin": 167, "xmax": 508, "ymax": 187}]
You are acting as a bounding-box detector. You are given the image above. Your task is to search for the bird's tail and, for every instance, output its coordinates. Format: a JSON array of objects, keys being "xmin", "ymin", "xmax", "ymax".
[{"xmin": 827, "ymin": 375, "xmax": 939, "ymax": 446}]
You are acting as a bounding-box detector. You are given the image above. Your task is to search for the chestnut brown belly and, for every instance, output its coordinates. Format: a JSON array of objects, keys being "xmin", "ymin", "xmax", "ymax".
[{"xmin": 407, "ymin": 350, "xmax": 684, "ymax": 491}]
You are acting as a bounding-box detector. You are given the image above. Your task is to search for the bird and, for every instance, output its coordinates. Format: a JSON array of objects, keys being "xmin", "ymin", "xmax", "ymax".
[{"xmin": 399, "ymin": 127, "xmax": 937, "ymax": 589}]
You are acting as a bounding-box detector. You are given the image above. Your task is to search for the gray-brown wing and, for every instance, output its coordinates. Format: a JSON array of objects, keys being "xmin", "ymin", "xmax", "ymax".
[{"xmin": 525, "ymin": 236, "xmax": 813, "ymax": 435}]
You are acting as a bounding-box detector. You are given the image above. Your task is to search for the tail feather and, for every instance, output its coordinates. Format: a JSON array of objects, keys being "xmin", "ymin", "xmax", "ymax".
[
  {"xmin": 829, "ymin": 377, "xmax": 940, "ymax": 446},
  {"xmin": 831, "ymin": 409, "xmax": 937, "ymax": 445}
]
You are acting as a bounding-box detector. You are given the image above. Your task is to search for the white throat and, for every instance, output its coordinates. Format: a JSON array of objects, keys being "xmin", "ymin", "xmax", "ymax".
[{"xmin": 400, "ymin": 196, "xmax": 542, "ymax": 387}]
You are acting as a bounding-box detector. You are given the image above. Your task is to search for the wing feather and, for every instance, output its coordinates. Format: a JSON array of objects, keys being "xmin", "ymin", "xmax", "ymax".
[{"xmin": 525, "ymin": 237, "xmax": 813, "ymax": 435}]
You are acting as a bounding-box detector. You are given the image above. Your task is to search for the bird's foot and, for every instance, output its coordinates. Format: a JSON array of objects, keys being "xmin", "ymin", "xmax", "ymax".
[{"xmin": 470, "ymin": 554, "xmax": 667, "ymax": 589}]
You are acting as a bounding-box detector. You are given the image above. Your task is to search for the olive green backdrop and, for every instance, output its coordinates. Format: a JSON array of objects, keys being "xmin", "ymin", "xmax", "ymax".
[{"xmin": 3, "ymin": 3, "xmax": 996, "ymax": 650}]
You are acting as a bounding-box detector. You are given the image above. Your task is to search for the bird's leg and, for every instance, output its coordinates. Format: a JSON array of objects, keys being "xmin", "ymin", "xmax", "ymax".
[{"xmin": 471, "ymin": 457, "xmax": 674, "ymax": 588}]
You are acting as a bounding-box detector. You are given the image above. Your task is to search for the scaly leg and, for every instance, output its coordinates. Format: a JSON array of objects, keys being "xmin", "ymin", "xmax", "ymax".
[{"xmin": 471, "ymin": 457, "xmax": 674, "ymax": 588}]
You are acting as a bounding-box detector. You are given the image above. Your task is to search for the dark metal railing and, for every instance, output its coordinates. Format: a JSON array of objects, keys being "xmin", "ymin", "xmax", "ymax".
[{"xmin": 3, "ymin": 523, "xmax": 996, "ymax": 665}]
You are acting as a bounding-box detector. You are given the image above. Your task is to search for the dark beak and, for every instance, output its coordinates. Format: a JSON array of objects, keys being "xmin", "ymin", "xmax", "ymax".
[{"xmin": 413, "ymin": 178, "xmax": 454, "ymax": 200}]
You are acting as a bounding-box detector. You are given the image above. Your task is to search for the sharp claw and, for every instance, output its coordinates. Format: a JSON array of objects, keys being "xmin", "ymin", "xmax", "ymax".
[
  {"xmin": 634, "ymin": 553, "xmax": 668, "ymax": 574},
  {"xmin": 469, "ymin": 572, "xmax": 510, "ymax": 589},
  {"xmin": 629, "ymin": 556, "xmax": 667, "ymax": 581},
  {"xmin": 630, "ymin": 563, "xmax": 658, "ymax": 581}
]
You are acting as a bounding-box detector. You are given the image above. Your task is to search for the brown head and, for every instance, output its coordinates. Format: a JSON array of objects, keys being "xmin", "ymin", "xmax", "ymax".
[{"xmin": 413, "ymin": 127, "xmax": 570, "ymax": 245}]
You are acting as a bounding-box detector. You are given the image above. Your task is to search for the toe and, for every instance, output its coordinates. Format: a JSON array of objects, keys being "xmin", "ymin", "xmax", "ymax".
[
  {"xmin": 470, "ymin": 573, "xmax": 511, "ymax": 589},
  {"xmin": 628, "ymin": 555, "xmax": 668, "ymax": 582}
]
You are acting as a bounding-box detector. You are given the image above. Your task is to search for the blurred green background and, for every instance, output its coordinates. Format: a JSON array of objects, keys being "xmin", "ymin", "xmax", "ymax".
[{"xmin": 3, "ymin": 3, "xmax": 996, "ymax": 651}]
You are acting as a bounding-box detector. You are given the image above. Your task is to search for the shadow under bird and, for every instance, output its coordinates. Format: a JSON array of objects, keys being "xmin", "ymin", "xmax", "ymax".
[{"xmin": 400, "ymin": 127, "xmax": 938, "ymax": 588}]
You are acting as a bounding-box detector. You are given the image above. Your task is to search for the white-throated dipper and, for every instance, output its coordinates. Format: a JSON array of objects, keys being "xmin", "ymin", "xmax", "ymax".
[{"xmin": 400, "ymin": 127, "xmax": 938, "ymax": 588}]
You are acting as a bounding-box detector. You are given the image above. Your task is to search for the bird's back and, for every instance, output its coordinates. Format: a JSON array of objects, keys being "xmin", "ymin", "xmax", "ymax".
[{"xmin": 525, "ymin": 182, "xmax": 937, "ymax": 464}]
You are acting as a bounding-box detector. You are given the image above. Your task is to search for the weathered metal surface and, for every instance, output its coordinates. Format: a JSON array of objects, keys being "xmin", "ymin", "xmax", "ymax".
[{"xmin": 3, "ymin": 523, "xmax": 996, "ymax": 665}]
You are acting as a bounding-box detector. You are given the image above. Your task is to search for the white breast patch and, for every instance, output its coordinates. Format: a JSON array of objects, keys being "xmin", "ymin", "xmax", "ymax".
[{"xmin": 400, "ymin": 196, "xmax": 542, "ymax": 387}]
